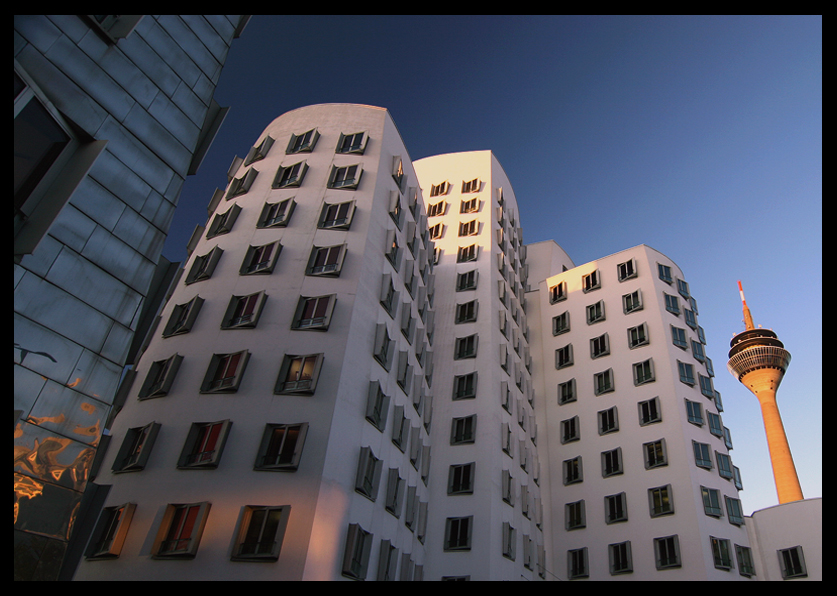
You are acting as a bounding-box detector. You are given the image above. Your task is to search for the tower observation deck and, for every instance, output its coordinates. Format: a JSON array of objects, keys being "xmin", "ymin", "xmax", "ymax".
[{"xmin": 727, "ymin": 282, "xmax": 802, "ymax": 504}]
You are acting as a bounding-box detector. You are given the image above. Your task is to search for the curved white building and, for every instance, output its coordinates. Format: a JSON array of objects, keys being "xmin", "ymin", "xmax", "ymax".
[{"xmin": 73, "ymin": 104, "xmax": 763, "ymax": 581}]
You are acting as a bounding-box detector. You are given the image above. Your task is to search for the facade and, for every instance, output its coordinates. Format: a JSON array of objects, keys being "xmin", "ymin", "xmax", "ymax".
[
  {"xmin": 745, "ymin": 498, "xmax": 821, "ymax": 581},
  {"xmin": 14, "ymin": 15, "xmax": 249, "ymax": 580},
  {"xmin": 71, "ymin": 104, "xmax": 764, "ymax": 581}
]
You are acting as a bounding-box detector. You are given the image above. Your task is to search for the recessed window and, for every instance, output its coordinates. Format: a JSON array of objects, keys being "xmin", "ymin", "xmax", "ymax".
[
  {"xmin": 286, "ymin": 128, "xmax": 319, "ymax": 154},
  {"xmin": 444, "ymin": 516, "xmax": 473, "ymax": 551},
  {"xmin": 177, "ymin": 421, "xmax": 233, "ymax": 469},
  {"xmin": 648, "ymin": 485, "xmax": 674, "ymax": 517},
  {"xmin": 617, "ymin": 258, "xmax": 637, "ymax": 281},
  {"xmin": 162, "ymin": 296, "xmax": 204, "ymax": 337},
  {"xmin": 458, "ymin": 219, "xmax": 478, "ymax": 236},
  {"xmin": 427, "ymin": 200, "xmax": 446, "ymax": 216},
  {"xmin": 430, "ymin": 181, "xmax": 450, "ymax": 197},
  {"xmin": 341, "ymin": 523, "xmax": 373, "ymax": 580},
  {"xmin": 622, "ymin": 289, "xmax": 642, "ymax": 313},
  {"xmin": 453, "ymin": 372, "xmax": 477, "ymax": 400},
  {"xmin": 602, "ymin": 447, "xmax": 623, "ymax": 477},
  {"xmin": 274, "ymin": 353, "xmax": 324, "ymax": 394},
  {"xmin": 778, "ymin": 545, "xmax": 808, "ymax": 579},
  {"xmin": 605, "ymin": 492, "xmax": 628, "ymax": 524},
  {"xmin": 200, "ymin": 351, "xmax": 249, "ymax": 393},
  {"xmin": 455, "ymin": 299, "xmax": 478, "ymax": 323},
  {"xmin": 232, "ymin": 505, "xmax": 291, "ymax": 561},
  {"xmin": 633, "ymin": 358, "xmax": 655, "ymax": 385},
  {"xmin": 639, "ymin": 397, "xmax": 662, "ymax": 426},
  {"xmin": 291, "ymin": 294, "xmax": 336, "ymax": 331},
  {"xmin": 568, "ymin": 547, "xmax": 589, "ymax": 579},
  {"xmin": 138, "ymin": 354, "xmax": 183, "ymax": 399},
  {"xmin": 226, "ymin": 168, "xmax": 258, "ymax": 198},
  {"xmin": 598, "ymin": 407, "xmax": 619, "ymax": 435},
  {"xmin": 151, "ymin": 502, "xmax": 211, "ymax": 559},
  {"xmin": 257, "ymin": 198, "xmax": 295, "ymax": 228},
  {"xmin": 221, "ymin": 292, "xmax": 267, "ymax": 329},
  {"xmin": 582, "ymin": 270, "xmax": 601, "ymax": 293},
  {"xmin": 450, "ymin": 415, "xmax": 477, "ymax": 444},
  {"xmin": 355, "ymin": 446, "xmax": 383, "ymax": 501},
  {"xmin": 454, "ymin": 334, "xmax": 478, "ymax": 359},
  {"xmin": 85, "ymin": 503, "xmax": 136, "ymax": 559},
  {"xmin": 654, "ymin": 535, "xmax": 681, "ymax": 569},
  {"xmin": 206, "ymin": 203, "xmax": 241, "ymax": 238},
  {"xmin": 255, "ymin": 423, "xmax": 308, "ymax": 471},
  {"xmin": 328, "ymin": 164, "xmax": 362, "ymax": 190},
  {"xmin": 549, "ymin": 281, "xmax": 567, "ymax": 304},
  {"xmin": 586, "ymin": 300, "xmax": 606, "ymax": 324},
  {"xmin": 185, "ymin": 246, "xmax": 223, "ymax": 284},
  {"xmin": 461, "ymin": 178, "xmax": 480, "ymax": 193},
  {"xmin": 590, "ymin": 333, "xmax": 610, "ymax": 359},
  {"xmin": 627, "ymin": 322, "xmax": 649, "ymax": 349},
  {"xmin": 243, "ymin": 135, "xmax": 274, "ymax": 165},
  {"xmin": 563, "ymin": 456, "xmax": 583, "ymax": 485},
  {"xmin": 448, "ymin": 462, "xmax": 475, "ymax": 495},
  {"xmin": 272, "ymin": 161, "xmax": 307, "ymax": 188},
  {"xmin": 318, "ymin": 200, "xmax": 356, "ymax": 229},
  {"xmin": 643, "ymin": 439, "xmax": 668, "ymax": 469},
  {"xmin": 365, "ymin": 381, "xmax": 390, "ymax": 432},
  {"xmin": 594, "ymin": 368, "xmax": 614, "ymax": 395},
  {"xmin": 306, "ymin": 244, "xmax": 346, "ymax": 276},
  {"xmin": 555, "ymin": 344, "xmax": 574, "ymax": 369},
  {"xmin": 336, "ymin": 131, "xmax": 368, "ymax": 155},
  {"xmin": 457, "ymin": 244, "xmax": 478, "ymax": 263},
  {"xmin": 456, "ymin": 269, "xmax": 478, "ymax": 291},
  {"xmin": 558, "ymin": 378, "xmax": 576, "ymax": 405},
  {"xmin": 112, "ymin": 422, "xmax": 161, "ymax": 473},
  {"xmin": 460, "ymin": 197, "xmax": 479, "ymax": 213},
  {"xmin": 609, "ymin": 541, "xmax": 633, "ymax": 575}
]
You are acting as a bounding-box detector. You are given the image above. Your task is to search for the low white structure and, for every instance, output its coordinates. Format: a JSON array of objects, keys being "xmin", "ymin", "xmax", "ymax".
[
  {"xmin": 745, "ymin": 498, "xmax": 821, "ymax": 581},
  {"xmin": 74, "ymin": 105, "xmax": 784, "ymax": 581}
]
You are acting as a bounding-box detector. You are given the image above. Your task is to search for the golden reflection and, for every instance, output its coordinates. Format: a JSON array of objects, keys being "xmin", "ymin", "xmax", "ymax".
[{"xmin": 14, "ymin": 475, "xmax": 44, "ymax": 524}]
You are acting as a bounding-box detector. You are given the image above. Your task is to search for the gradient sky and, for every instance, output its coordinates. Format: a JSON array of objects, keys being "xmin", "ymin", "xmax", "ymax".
[{"xmin": 163, "ymin": 15, "xmax": 821, "ymax": 515}]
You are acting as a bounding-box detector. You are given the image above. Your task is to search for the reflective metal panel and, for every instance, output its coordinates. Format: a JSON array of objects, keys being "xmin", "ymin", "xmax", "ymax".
[{"xmin": 25, "ymin": 379, "xmax": 107, "ymax": 446}]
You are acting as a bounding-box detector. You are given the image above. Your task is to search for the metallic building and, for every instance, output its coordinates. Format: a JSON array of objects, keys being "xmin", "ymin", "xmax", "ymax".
[{"xmin": 14, "ymin": 15, "xmax": 250, "ymax": 580}]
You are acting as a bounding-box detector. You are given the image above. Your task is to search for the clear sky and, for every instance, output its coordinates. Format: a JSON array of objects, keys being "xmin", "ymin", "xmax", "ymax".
[{"xmin": 163, "ymin": 15, "xmax": 821, "ymax": 515}]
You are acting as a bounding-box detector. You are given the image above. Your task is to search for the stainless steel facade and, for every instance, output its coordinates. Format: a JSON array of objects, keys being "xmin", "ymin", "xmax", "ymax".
[{"xmin": 14, "ymin": 15, "xmax": 249, "ymax": 580}]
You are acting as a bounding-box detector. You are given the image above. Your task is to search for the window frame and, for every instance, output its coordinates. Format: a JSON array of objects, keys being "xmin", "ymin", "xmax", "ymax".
[
  {"xmin": 291, "ymin": 294, "xmax": 337, "ymax": 331},
  {"xmin": 254, "ymin": 423, "xmax": 308, "ymax": 471},
  {"xmin": 257, "ymin": 198, "xmax": 295, "ymax": 229},
  {"xmin": 151, "ymin": 502, "xmax": 211, "ymax": 559},
  {"xmin": 111, "ymin": 421, "xmax": 161, "ymax": 473},
  {"xmin": 444, "ymin": 516, "xmax": 473, "ymax": 551},
  {"xmin": 232, "ymin": 505, "xmax": 291, "ymax": 561},
  {"xmin": 85, "ymin": 502, "xmax": 136, "ymax": 559},
  {"xmin": 274, "ymin": 353, "xmax": 324, "ymax": 395},
  {"xmin": 306, "ymin": 243, "xmax": 347, "ymax": 277},
  {"xmin": 200, "ymin": 351, "xmax": 250, "ymax": 394},
  {"xmin": 328, "ymin": 164, "xmax": 363, "ymax": 190},
  {"xmin": 138, "ymin": 354, "xmax": 183, "ymax": 399},
  {"xmin": 177, "ymin": 420, "xmax": 233, "ymax": 469},
  {"xmin": 221, "ymin": 291, "xmax": 268, "ymax": 329}
]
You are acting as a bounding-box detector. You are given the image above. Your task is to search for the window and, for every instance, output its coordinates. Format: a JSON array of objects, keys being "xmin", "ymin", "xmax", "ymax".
[
  {"xmin": 460, "ymin": 197, "xmax": 479, "ymax": 213},
  {"xmin": 456, "ymin": 269, "xmax": 478, "ymax": 291},
  {"xmin": 453, "ymin": 372, "xmax": 477, "ymax": 400},
  {"xmin": 206, "ymin": 203, "xmax": 241, "ymax": 238},
  {"xmin": 328, "ymin": 164, "xmax": 363, "ymax": 190},
  {"xmin": 241, "ymin": 242, "xmax": 280, "ymax": 275},
  {"xmin": 561, "ymin": 416, "xmax": 580, "ymax": 444},
  {"xmin": 707, "ymin": 412, "xmax": 724, "ymax": 437},
  {"xmin": 502, "ymin": 522, "xmax": 516, "ymax": 561},
  {"xmin": 286, "ymin": 128, "xmax": 319, "ymax": 153},
  {"xmin": 291, "ymin": 294, "xmax": 336, "ymax": 330},
  {"xmin": 365, "ymin": 381, "xmax": 390, "ymax": 431},
  {"xmin": 658, "ymin": 263, "xmax": 673, "ymax": 284},
  {"xmin": 736, "ymin": 545, "xmax": 756, "ymax": 577},
  {"xmin": 455, "ymin": 299, "xmax": 478, "ymax": 323},
  {"xmin": 232, "ymin": 506, "xmax": 291, "ymax": 561},
  {"xmin": 553, "ymin": 311, "xmax": 570, "ymax": 335},
  {"xmin": 461, "ymin": 178, "xmax": 480, "ymax": 193},
  {"xmin": 373, "ymin": 323, "xmax": 395, "ymax": 370},
  {"xmin": 691, "ymin": 339, "xmax": 705, "ymax": 362},
  {"xmin": 385, "ymin": 469, "xmax": 405, "ymax": 517},
  {"xmin": 272, "ymin": 161, "xmax": 308, "ymax": 188},
  {"xmin": 244, "ymin": 135, "xmax": 275, "ymax": 165},
  {"xmin": 778, "ymin": 546, "xmax": 807, "ymax": 579},
  {"xmin": 563, "ymin": 456, "xmax": 583, "ymax": 485},
  {"xmin": 454, "ymin": 334, "xmax": 478, "ymax": 359},
  {"xmin": 138, "ymin": 354, "xmax": 183, "ymax": 399},
  {"xmin": 257, "ymin": 198, "xmax": 295, "ymax": 229},
  {"xmin": 221, "ymin": 292, "xmax": 267, "ymax": 329},
  {"xmin": 151, "ymin": 502, "xmax": 211, "ymax": 559},
  {"xmin": 565, "ymin": 500, "xmax": 586, "ymax": 530},
  {"xmin": 444, "ymin": 516, "xmax": 473, "ymax": 551},
  {"xmin": 226, "ymin": 167, "xmax": 258, "ymax": 198},
  {"xmin": 336, "ymin": 131, "xmax": 368, "ymax": 154},
  {"xmin": 633, "ymin": 358, "xmax": 655, "ymax": 385},
  {"xmin": 716, "ymin": 451, "xmax": 734, "ymax": 479},
  {"xmin": 448, "ymin": 462, "xmax": 475, "ymax": 495},
  {"xmin": 601, "ymin": 448, "xmax": 623, "ymax": 477},
  {"xmin": 677, "ymin": 278, "xmax": 690, "ymax": 298},
  {"xmin": 427, "ymin": 200, "xmax": 446, "ymax": 217},
  {"xmin": 664, "ymin": 293, "xmax": 680, "ymax": 315},
  {"xmin": 430, "ymin": 181, "xmax": 450, "ymax": 197},
  {"xmin": 457, "ymin": 244, "xmax": 478, "ymax": 263},
  {"xmin": 685, "ymin": 308, "xmax": 697, "ymax": 329},
  {"xmin": 567, "ymin": 547, "xmax": 589, "ymax": 579},
  {"xmin": 622, "ymin": 289, "xmax": 643, "ymax": 313},
  {"xmin": 428, "ymin": 222, "xmax": 444, "ymax": 239},
  {"xmin": 627, "ymin": 322, "xmax": 649, "ymax": 348},
  {"xmin": 255, "ymin": 423, "xmax": 308, "ymax": 471},
  {"xmin": 586, "ymin": 300, "xmax": 605, "ymax": 324},
  {"xmin": 185, "ymin": 246, "xmax": 223, "ymax": 284},
  {"xmin": 693, "ymin": 441, "xmax": 713, "ymax": 469},
  {"xmin": 654, "ymin": 535, "xmax": 681, "ymax": 569},
  {"xmin": 177, "ymin": 420, "xmax": 233, "ymax": 469},
  {"xmin": 451, "ymin": 415, "xmax": 477, "ymax": 445},
  {"xmin": 85, "ymin": 503, "xmax": 136, "ymax": 559},
  {"xmin": 590, "ymin": 333, "xmax": 610, "ymax": 358},
  {"xmin": 558, "ymin": 379, "xmax": 576, "ymax": 405},
  {"xmin": 678, "ymin": 360, "xmax": 696, "ymax": 385},
  {"xmin": 709, "ymin": 536, "xmax": 732, "ymax": 571},
  {"xmin": 274, "ymin": 353, "xmax": 324, "ymax": 394},
  {"xmin": 609, "ymin": 541, "xmax": 633, "ymax": 575},
  {"xmin": 671, "ymin": 325, "xmax": 688, "ymax": 349},
  {"xmin": 306, "ymin": 244, "xmax": 346, "ymax": 276},
  {"xmin": 549, "ymin": 281, "xmax": 568, "ymax": 304},
  {"xmin": 594, "ymin": 368, "xmax": 614, "ymax": 395},
  {"xmin": 555, "ymin": 344, "xmax": 573, "ymax": 369},
  {"xmin": 342, "ymin": 523, "xmax": 373, "ymax": 580},
  {"xmin": 200, "ymin": 351, "xmax": 249, "ymax": 393},
  {"xmin": 725, "ymin": 495, "xmax": 745, "ymax": 526},
  {"xmin": 392, "ymin": 156, "xmax": 405, "ymax": 190},
  {"xmin": 699, "ymin": 374, "xmax": 715, "ymax": 398},
  {"xmin": 605, "ymin": 492, "xmax": 628, "ymax": 523},
  {"xmin": 638, "ymin": 397, "xmax": 661, "ymax": 425},
  {"xmin": 162, "ymin": 296, "xmax": 204, "ymax": 337},
  {"xmin": 643, "ymin": 439, "xmax": 667, "ymax": 469},
  {"xmin": 385, "ymin": 229, "xmax": 401, "ymax": 270},
  {"xmin": 318, "ymin": 200, "xmax": 356, "ymax": 229},
  {"xmin": 458, "ymin": 219, "xmax": 478, "ymax": 236},
  {"xmin": 598, "ymin": 407, "xmax": 619, "ymax": 435},
  {"xmin": 686, "ymin": 400, "xmax": 704, "ymax": 426},
  {"xmin": 355, "ymin": 446, "xmax": 383, "ymax": 501},
  {"xmin": 617, "ymin": 258, "xmax": 637, "ymax": 281},
  {"xmin": 112, "ymin": 422, "xmax": 161, "ymax": 473},
  {"xmin": 648, "ymin": 485, "xmax": 674, "ymax": 517},
  {"xmin": 582, "ymin": 270, "xmax": 601, "ymax": 293}
]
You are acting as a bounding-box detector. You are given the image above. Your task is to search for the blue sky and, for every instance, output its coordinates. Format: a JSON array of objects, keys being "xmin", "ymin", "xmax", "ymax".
[{"xmin": 163, "ymin": 15, "xmax": 821, "ymax": 515}]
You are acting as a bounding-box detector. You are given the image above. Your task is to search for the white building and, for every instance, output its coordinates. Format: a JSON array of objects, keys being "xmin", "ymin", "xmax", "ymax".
[{"xmin": 73, "ymin": 104, "xmax": 770, "ymax": 581}]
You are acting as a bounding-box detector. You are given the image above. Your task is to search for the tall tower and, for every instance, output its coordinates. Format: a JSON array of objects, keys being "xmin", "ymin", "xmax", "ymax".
[{"xmin": 726, "ymin": 282, "xmax": 802, "ymax": 504}]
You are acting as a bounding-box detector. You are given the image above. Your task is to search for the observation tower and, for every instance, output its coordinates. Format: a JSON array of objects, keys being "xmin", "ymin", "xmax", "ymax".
[{"xmin": 727, "ymin": 282, "xmax": 802, "ymax": 504}]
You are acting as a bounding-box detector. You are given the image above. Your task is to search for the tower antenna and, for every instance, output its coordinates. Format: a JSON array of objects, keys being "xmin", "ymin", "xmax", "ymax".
[{"xmin": 738, "ymin": 281, "xmax": 755, "ymax": 330}]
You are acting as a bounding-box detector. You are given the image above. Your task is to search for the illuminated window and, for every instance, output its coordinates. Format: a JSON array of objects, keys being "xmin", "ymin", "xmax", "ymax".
[{"xmin": 274, "ymin": 353, "xmax": 324, "ymax": 394}]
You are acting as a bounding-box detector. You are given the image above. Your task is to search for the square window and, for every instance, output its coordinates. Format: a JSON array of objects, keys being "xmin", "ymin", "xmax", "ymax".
[
  {"xmin": 152, "ymin": 502, "xmax": 211, "ymax": 559},
  {"xmin": 605, "ymin": 492, "xmax": 628, "ymax": 523},
  {"xmin": 638, "ymin": 397, "xmax": 662, "ymax": 425},
  {"xmin": 648, "ymin": 485, "xmax": 674, "ymax": 517},
  {"xmin": 233, "ymin": 505, "xmax": 291, "ymax": 561},
  {"xmin": 255, "ymin": 423, "xmax": 308, "ymax": 471},
  {"xmin": 598, "ymin": 407, "xmax": 619, "ymax": 435},
  {"xmin": 582, "ymin": 270, "xmax": 601, "ymax": 293},
  {"xmin": 221, "ymin": 292, "xmax": 267, "ymax": 329},
  {"xmin": 455, "ymin": 299, "xmax": 478, "ymax": 323},
  {"xmin": 779, "ymin": 546, "xmax": 807, "ymax": 578},
  {"xmin": 454, "ymin": 334, "xmax": 478, "ymax": 359},
  {"xmin": 586, "ymin": 300, "xmax": 605, "ymax": 324},
  {"xmin": 643, "ymin": 439, "xmax": 667, "ymax": 469},
  {"xmin": 427, "ymin": 200, "xmax": 446, "ymax": 217},
  {"xmin": 590, "ymin": 333, "xmax": 610, "ymax": 359},
  {"xmin": 609, "ymin": 541, "xmax": 633, "ymax": 575},
  {"xmin": 617, "ymin": 258, "xmax": 637, "ymax": 281},
  {"xmin": 622, "ymin": 289, "xmax": 643, "ymax": 313},
  {"xmin": 461, "ymin": 178, "xmax": 480, "ymax": 193},
  {"xmin": 328, "ymin": 164, "xmax": 362, "ymax": 190},
  {"xmin": 272, "ymin": 161, "xmax": 307, "ymax": 188},
  {"xmin": 457, "ymin": 244, "xmax": 478, "ymax": 263},
  {"xmin": 448, "ymin": 462, "xmax": 475, "ymax": 495},
  {"xmin": 206, "ymin": 203, "xmax": 241, "ymax": 238},
  {"xmin": 453, "ymin": 372, "xmax": 477, "ymax": 400},
  {"xmin": 244, "ymin": 135, "xmax": 275, "ymax": 165},
  {"xmin": 633, "ymin": 358, "xmax": 655, "ymax": 385},
  {"xmin": 274, "ymin": 353, "xmax": 324, "ymax": 394},
  {"xmin": 200, "ymin": 351, "xmax": 249, "ymax": 393},
  {"xmin": 460, "ymin": 197, "xmax": 479, "ymax": 213},
  {"xmin": 185, "ymin": 246, "xmax": 223, "ymax": 284},
  {"xmin": 458, "ymin": 219, "xmax": 478, "ymax": 236},
  {"xmin": 654, "ymin": 535, "xmax": 681, "ymax": 569},
  {"xmin": 336, "ymin": 131, "xmax": 368, "ymax": 155},
  {"xmin": 451, "ymin": 415, "xmax": 477, "ymax": 444},
  {"xmin": 162, "ymin": 296, "xmax": 204, "ymax": 337},
  {"xmin": 257, "ymin": 198, "xmax": 295, "ymax": 228},
  {"xmin": 85, "ymin": 503, "xmax": 136, "ymax": 559},
  {"xmin": 112, "ymin": 422, "xmax": 161, "ymax": 473},
  {"xmin": 628, "ymin": 322, "xmax": 649, "ymax": 348},
  {"xmin": 306, "ymin": 244, "xmax": 346, "ymax": 276},
  {"xmin": 430, "ymin": 181, "xmax": 450, "ymax": 197},
  {"xmin": 286, "ymin": 128, "xmax": 319, "ymax": 154},
  {"xmin": 138, "ymin": 354, "xmax": 183, "ymax": 399},
  {"xmin": 291, "ymin": 294, "xmax": 336, "ymax": 330},
  {"xmin": 177, "ymin": 421, "xmax": 233, "ymax": 469},
  {"xmin": 594, "ymin": 368, "xmax": 614, "ymax": 395},
  {"xmin": 456, "ymin": 269, "xmax": 478, "ymax": 291},
  {"xmin": 318, "ymin": 200, "xmax": 356, "ymax": 229},
  {"xmin": 241, "ymin": 242, "xmax": 281, "ymax": 275}
]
